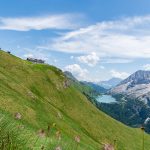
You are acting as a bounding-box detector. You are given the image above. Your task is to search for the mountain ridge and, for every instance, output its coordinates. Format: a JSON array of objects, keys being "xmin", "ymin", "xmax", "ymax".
[
  {"xmin": 98, "ymin": 77, "xmax": 122, "ymax": 89},
  {"xmin": 119, "ymin": 70, "xmax": 150, "ymax": 85},
  {"xmin": 110, "ymin": 70, "xmax": 150, "ymax": 102}
]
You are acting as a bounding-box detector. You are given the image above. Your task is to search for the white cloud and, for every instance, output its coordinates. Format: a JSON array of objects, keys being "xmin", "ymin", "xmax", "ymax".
[
  {"xmin": 49, "ymin": 15, "xmax": 150, "ymax": 60},
  {"xmin": 110, "ymin": 70, "xmax": 129, "ymax": 79},
  {"xmin": 101, "ymin": 58, "xmax": 133, "ymax": 64},
  {"xmin": 100, "ymin": 66, "xmax": 105, "ymax": 69},
  {"xmin": 64, "ymin": 64, "xmax": 88, "ymax": 80},
  {"xmin": 54, "ymin": 59, "xmax": 58, "ymax": 63},
  {"xmin": 76, "ymin": 52, "xmax": 100, "ymax": 66},
  {"xmin": 70, "ymin": 56, "xmax": 74, "ymax": 59},
  {"xmin": 143, "ymin": 64, "xmax": 150, "ymax": 70},
  {"xmin": 0, "ymin": 14, "xmax": 80, "ymax": 31}
]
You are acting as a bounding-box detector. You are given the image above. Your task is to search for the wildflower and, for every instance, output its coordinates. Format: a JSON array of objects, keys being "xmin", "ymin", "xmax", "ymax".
[
  {"xmin": 47, "ymin": 125, "xmax": 51, "ymax": 132},
  {"xmin": 103, "ymin": 144, "xmax": 114, "ymax": 150},
  {"xmin": 57, "ymin": 112, "xmax": 63, "ymax": 119},
  {"xmin": 52, "ymin": 123, "xmax": 56, "ymax": 127},
  {"xmin": 74, "ymin": 135, "xmax": 80, "ymax": 143},
  {"xmin": 14, "ymin": 112, "xmax": 22, "ymax": 120},
  {"xmin": 55, "ymin": 146, "xmax": 62, "ymax": 150},
  {"xmin": 41, "ymin": 145, "xmax": 44, "ymax": 150},
  {"xmin": 28, "ymin": 144, "xmax": 34, "ymax": 149},
  {"xmin": 27, "ymin": 91, "xmax": 36, "ymax": 99},
  {"xmin": 140, "ymin": 126, "xmax": 145, "ymax": 131},
  {"xmin": 38, "ymin": 129, "xmax": 46, "ymax": 138},
  {"xmin": 141, "ymin": 126, "xmax": 145, "ymax": 150},
  {"xmin": 17, "ymin": 125, "xmax": 24, "ymax": 130},
  {"xmin": 56, "ymin": 130, "xmax": 61, "ymax": 140}
]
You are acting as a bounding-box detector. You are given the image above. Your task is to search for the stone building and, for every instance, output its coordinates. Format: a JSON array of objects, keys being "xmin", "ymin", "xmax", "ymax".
[{"xmin": 27, "ymin": 58, "xmax": 45, "ymax": 64}]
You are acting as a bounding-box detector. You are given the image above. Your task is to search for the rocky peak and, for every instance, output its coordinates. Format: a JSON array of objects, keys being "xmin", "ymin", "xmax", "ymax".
[
  {"xmin": 120, "ymin": 70, "xmax": 150, "ymax": 86},
  {"xmin": 110, "ymin": 70, "xmax": 150, "ymax": 102}
]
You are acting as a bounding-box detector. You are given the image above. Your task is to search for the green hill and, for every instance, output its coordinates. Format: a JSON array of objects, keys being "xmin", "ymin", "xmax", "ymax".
[
  {"xmin": 0, "ymin": 50, "xmax": 150, "ymax": 150},
  {"xmin": 64, "ymin": 71, "xmax": 100, "ymax": 105}
]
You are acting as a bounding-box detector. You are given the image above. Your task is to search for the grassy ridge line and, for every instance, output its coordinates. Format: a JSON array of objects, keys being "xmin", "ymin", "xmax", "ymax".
[{"xmin": 0, "ymin": 50, "xmax": 150, "ymax": 150}]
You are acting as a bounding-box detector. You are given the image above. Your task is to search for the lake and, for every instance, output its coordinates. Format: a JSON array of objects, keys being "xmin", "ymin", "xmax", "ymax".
[{"xmin": 96, "ymin": 95, "xmax": 116, "ymax": 103}]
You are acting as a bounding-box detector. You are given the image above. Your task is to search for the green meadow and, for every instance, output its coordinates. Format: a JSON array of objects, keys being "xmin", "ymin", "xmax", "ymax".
[{"xmin": 0, "ymin": 50, "xmax": 150, "ymax": 150}]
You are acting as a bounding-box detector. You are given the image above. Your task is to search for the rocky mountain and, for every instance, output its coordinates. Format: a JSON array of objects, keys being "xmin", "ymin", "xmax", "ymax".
[
  {"xmin": 110, "ymin": 70, "xmax": 150, "ymax": 103},
  {"xmin": 81, "ymin": 81, "xmax": 107, "ymax": 94},
  {"xmin": 98, "ymin": 77, "xmax": 122, "ymax": 89},
  {"xmin": 64, "ymin": 71, "xmax": 107, "ymax": 94},
  {"xmin": 64, "ymin": 71, "xmax": 78, "ymax": 82}
]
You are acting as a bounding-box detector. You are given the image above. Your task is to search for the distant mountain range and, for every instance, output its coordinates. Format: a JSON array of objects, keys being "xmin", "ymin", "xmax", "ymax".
[
  {"xmin": 98, "ymin": 70, "xmax": 150, "ymax": 133},
  {"xmin": 81, "ymin": 81, "xmax": 107, "ymax": 94},
  {"xmin": 64, "ymin": 71, "xmax": 122, "ymax": 91},
  {"xmin": 64, "ymin": 71, "xmax": 78, "ymax": 82},
  {"xmin": 65, "ymin": 70, "xmax": 150, "ymax": 133},
  {"xmin": 64, "ymin": 71, "xmax": 107, "ymax": 94},
  {"xmin": 98, "ymin": 77, "xmax": 122, "ymax": 89},
  {"xmin": 110, "ymin": 70, "xmax": 150, "ymax": 103}
]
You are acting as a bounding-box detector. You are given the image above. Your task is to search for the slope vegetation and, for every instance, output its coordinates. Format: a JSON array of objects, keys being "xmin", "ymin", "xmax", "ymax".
[{"xmin": 0, "ymin": 50, "xmax": 150, "ymax": 150}]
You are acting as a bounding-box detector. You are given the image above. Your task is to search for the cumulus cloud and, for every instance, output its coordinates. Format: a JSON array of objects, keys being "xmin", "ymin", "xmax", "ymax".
[
  {"xmin": 110, "ymin": 70, "xmax": 129, "ymax": 79},
  {"xmin": 76, "ymin": 52, "xmax": 100, "ymax": 66},
  {"xmin": 143, "ymin": 64, "xmax": 150, "ymax": 70},
  {"xmin": 49, "ymin": 15, "xmax": 150, "ymax": 60},
  {"xmin": 0, "ymin": 14, "xmax": 80, "ymax": 31},
  {"xmin": 64, "ymin": 64, "xmax": 88, "ymax": 80}
]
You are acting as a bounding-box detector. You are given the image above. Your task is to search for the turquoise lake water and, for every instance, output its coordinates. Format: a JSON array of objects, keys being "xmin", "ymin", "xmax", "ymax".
[{"xmin": 96, "ymin": 95, "xmax": 116, "ymax": 103}]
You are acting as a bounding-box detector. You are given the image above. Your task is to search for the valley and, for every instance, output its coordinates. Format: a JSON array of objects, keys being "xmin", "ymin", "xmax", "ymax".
[{"xmin": 95, "ymin": 71, "xmax": 150, "ymax": 135}]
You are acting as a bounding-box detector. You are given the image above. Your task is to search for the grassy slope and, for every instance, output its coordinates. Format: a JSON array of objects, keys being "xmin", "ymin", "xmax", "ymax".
[{"xmin": 0, "ymin": 50, "xmax": 150, "ymax": 150}]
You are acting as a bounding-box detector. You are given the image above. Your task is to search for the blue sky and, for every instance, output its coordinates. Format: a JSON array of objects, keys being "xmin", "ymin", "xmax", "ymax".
[{"xmin": 1, "ymin": 0, "xmax": 150, "ymax": 81}]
